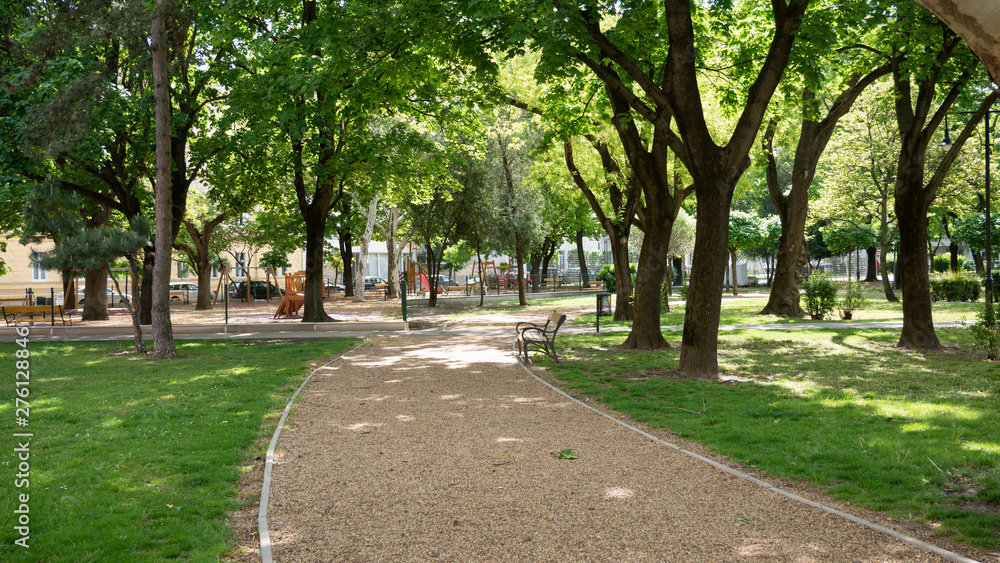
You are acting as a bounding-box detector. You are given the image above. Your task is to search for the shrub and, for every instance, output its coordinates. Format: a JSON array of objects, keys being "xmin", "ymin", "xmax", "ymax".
[
  {"xmin": 801, "ymin": 272, "xmax": 838, "ymax": 320},
  {"xmin": 970, "ymin": 299, "xmax": 1000, "ymax": 360},
  {"xmin": 597, "ymin": 264, "xmax": 617, "ymax": 293},
  {"xmin": 933, "ymin": 255, "xmax": 972, "ymax": 273},
  {"xmin": 929, "ymin": 273, "xmax": 981, "ymax": 302},
  {"xmin": 840, "ymin": 281, "xmax": 867, "ymax": 320},
  {"xmin": 932, "ymin": 255, "xmax": 950, "ymax": 273},
  {"xmin": 596, "ymin": 263, "xmax": 636, "ymax": 294}
]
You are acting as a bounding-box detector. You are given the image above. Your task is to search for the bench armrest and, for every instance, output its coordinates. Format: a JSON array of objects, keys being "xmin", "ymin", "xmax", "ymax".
[
  {"xmin": 517, "ymin": 326, "xmax": 552, "ymax": 340},
  {"xmin": 515, "ymin": 321, "xmax": 548, "ymax": 335}
]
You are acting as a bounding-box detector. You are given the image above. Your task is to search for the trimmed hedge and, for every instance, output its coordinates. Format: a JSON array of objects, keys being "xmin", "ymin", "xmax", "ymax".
[{"xmin": 929, "ymin": 274, "xmax": 981, "ymax": 302}]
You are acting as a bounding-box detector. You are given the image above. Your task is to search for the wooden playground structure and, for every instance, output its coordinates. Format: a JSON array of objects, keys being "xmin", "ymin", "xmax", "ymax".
[
  {"xmin": 472, "ymin": 259, "xmax": 524, "ymax": 290},
  {"xmin": 402, "ymin": 258, "xmax": 485, "ymax": 295},
  {"xmin": 213, "ymin": 264, "xmax": 305, "ymax": 318},
  {"xmin": 274, "ymin": 270, "xmax": 306, "ymax": 318}
]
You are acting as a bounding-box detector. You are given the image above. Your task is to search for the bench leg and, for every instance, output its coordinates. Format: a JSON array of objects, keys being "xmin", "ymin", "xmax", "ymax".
[{"xmin": 516, "ymin": 338, "xmax": 532, "ymax": 363}]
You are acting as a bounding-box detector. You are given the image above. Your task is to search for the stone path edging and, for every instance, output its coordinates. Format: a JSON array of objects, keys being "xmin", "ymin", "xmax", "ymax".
[
  {"xmin": 510, "ymin": 340, "xmax": 982, "ymax": 563},
  {"xmin": 258, "ymin": 339, "xmax": 371, "ymax": 563}
]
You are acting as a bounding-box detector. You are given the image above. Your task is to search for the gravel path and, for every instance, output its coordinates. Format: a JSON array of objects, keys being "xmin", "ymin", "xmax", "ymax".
[{"xmin": 264, "ymin": 334, "xmax": 986, "ymax": 562}]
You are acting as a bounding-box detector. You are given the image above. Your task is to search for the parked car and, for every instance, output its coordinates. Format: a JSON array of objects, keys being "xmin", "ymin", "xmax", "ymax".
[
  {"xmin": 228, "ymin": 281, "xmax": 284, "ymax": 301},
  {"xmin": 71, "ymin": 287, "xmax": 132, "ymax": 308},
  {"xmin": 563, "ymin": 267, "xmax": 583, "ymax": 284},
  {"xmin": 363, "ymin": 276, "xmax": 387, "ymax": 291},
  {"xmin": 324, "ymin": 278, "xmax": 345, "ymax": 292},
  {"xmin": 432, "ymin": 275, "xmax": 460, "ymax": 288},
  {"xmin": 169, "ymin": 282, "xmax": 215, "ymax": 303},
  {"xmin": 502, "ymin": 272, "xmax": 530, "ymax": 286}
]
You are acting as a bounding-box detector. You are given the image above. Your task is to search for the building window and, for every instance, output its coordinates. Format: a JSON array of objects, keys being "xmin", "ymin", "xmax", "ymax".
[
  {"xmin": 177, "ymin": 260, "xmax": 189, "ymax": 279},
  {"xmin": 235, "ymin": 253, "xmax": 247, "ymax": 278},
  {"xmin": 32, "ymin": 263, "xmax": 48, "ymax": 281}
]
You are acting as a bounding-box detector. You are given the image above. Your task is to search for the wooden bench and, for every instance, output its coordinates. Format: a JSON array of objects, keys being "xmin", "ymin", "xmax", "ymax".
[
  {"xmin": 2, "ymin": 305, "xmax": 72, "ymax": 326},
  {"xmin": 515, "ymin": 310, "xmax": 567, "ymax": 364}
]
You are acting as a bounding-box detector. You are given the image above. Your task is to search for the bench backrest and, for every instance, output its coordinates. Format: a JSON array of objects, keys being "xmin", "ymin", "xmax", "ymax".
[
  {"xmin": 3, "ymin": 305, "xmax": 64, "ymax": 314},
  {"xmin": 547, "ymin": 311, "xmax": 567, "ymax": 333}
]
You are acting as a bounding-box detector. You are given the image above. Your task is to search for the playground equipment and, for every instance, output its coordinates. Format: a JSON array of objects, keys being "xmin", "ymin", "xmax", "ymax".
[
  {"xmin": 402, "ymin": 258, "xmax": 428, "ymax": 294},
  {"xmin": 274, "ymin": 270, "xmax": 306, "ymax": 318},
  {"xmin": 473, "ymin": 259, "xmax": 522, "ymax": 290}
]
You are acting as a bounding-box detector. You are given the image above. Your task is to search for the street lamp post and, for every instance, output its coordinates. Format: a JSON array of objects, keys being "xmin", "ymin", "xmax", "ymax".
[
  {"xmin": 985, "ymin": 111, "xmax": 995, "ymax": 303},
  {"xmin": 943, "ymin": 106, "xmax": 998, "ymax": 301}
]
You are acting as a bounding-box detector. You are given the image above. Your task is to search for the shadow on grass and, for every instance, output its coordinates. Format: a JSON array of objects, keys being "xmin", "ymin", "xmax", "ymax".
[{"xmin": 542, "ymin": 328, "xmax": 1000, "ymax": 550}]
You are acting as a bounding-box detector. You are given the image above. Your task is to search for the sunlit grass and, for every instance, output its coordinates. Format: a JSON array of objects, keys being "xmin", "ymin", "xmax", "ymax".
[
  {"xmin": 540, "ymin": 327, "xmax": 1000, "ymax": 550},
  {"xmin": 575, "ymin": 292, "xmax": 983, "ymax": 328},
  {"xmin": 0, "ymin": 339, "xmax": 356, "ymax": 562}
]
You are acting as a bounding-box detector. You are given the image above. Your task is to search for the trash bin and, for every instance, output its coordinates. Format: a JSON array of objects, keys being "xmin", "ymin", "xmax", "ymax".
[{"xmin": 596, "ymin": 292, "xmax": 612, "ymax": 332}]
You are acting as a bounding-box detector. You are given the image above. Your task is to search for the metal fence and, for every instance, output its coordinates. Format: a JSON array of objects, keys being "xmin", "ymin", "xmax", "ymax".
[
  {"xmin": 423, "ymin": 263, "xmax": 611, "ymax": 297},
  {"xmin": 0, "ymin": 285, "xmax": 403, "ymax": 327}
]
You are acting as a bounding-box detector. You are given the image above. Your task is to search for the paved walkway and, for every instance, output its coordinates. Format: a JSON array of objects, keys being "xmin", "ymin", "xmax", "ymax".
[{"xmin": 260, "ymin": 333, "xmax": 987, "ymax": 563}]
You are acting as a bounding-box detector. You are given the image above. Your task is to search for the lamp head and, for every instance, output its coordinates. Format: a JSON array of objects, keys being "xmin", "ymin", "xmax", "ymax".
[{"xmin": 941, "ymin": 115, "xmax": 952, "ymax": 146}]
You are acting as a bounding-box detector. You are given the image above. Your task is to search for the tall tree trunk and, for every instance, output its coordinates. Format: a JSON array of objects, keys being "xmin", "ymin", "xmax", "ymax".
[
  {"xmin": 426, "ymin": 245, "xmax": 441, "ymax": 307},
  {"xmin": 541, "ymin": 237, "xmax": 557, "ymax": 282},
  {"xmin": 150, "ymin": 5, "xmax": 176, "ymax": 359},
  {"xmin": 576, "ymin": 229, "xmax": 591, "ymax": 288},
  {"xmin": 609, "ymin": 233, "xmax": 634, "ymax": 321},
  {"xmin": 662, "ymin": 260, "xmax": 672, "ymax": 313},
  {"xmin": 475, "ymin": 247, "xmax": 486, "ymax": 306},
  {"xmin": 81, "ymin": 206, "xmax": 112, "ymax": 320},
  {"xmin": 124, "ymin": 255, "xmax": 147, "ymax": 355},
  {"xmin": 81, "ymin": 264, "xmax": 110, "ymax": 321},
  {"xmin": 887, "ymin": 34, "xmax": 998, "ymax": 347},
  {"xmin": 529, "ymin": 250, "xmax": 542, "ymax": 293},
  {"xmin": 353, "ymin": 194, "xmax": 379, "ymax": 303},
  {"xmin": 516, "ymin": 244, "xmax": 526, "ymax": 306},
  {"xmin": 380, "ymin": 207, "xmax": 410, "ymax": 300},
  {"xmin": 497, "ymin": 129, "xmax": 528, "ymax": 307},
  {"xmin": 339, "ymin": 228, "xmax": 355, "ymax": 298},
  {"xmin": 880, "ymin": 197, "xmax": 899, "ymax": 301},
  {"xmin": 895, "ymin": 185, "xmax": 939, "ymax": 347},
  {"xmin": 195, "ymin": 256, "xmax": 213, "ymax": 309},
  {"xmin": 562, "ymin": 139, "xmax": 638, "ymax": 320},
  {"xmin": 729, "ymin": 249, "xmax": 740, "ymax": 297},
  {"xmin": 178, "ymin": 215, "xmax": 224, "ymax": 310},
  {"xmin": 140, "ymin": 249, "xmax": 154, "ymax": 325},
  {"xmin": 302, "ymin": 197, "xmax": 334, "ymax": 322},
  {"xmin": 865, "ymin": 247, "xmax": 878, "ymax": 281},
  {"xmin": 680, "ymin": 160, "xmax": 740, "ymax": 379},
  {"xmin": 620, "ymin": 185, "xmax": 674, "ymax": 350},
  {"xmin": 760, "ymin": 62, "xmax": 891, "ymax": 317}
]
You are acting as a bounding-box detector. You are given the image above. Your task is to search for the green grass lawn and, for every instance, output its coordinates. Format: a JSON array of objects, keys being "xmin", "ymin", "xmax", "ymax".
[
  {"xmin": 576, "ymin": 292, "xmax": 983, "ymax": 328},
  {"xmin": 0, "ymin": 338, "xmax": 356, "ymax": 562},
  {"xmin": 540, "ymin": 327, "xmax": 1000, "ymax": 550}
]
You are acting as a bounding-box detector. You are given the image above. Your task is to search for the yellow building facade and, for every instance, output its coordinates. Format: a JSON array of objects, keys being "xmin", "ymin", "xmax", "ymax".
[{"xmin": 0, "ymin": 235, "xmax": 309, "ymax": 301}]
